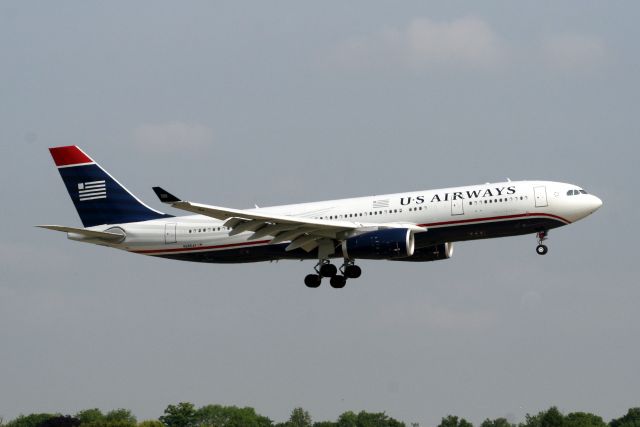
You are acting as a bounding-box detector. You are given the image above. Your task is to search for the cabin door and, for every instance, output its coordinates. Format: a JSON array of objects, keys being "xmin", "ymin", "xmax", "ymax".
[
  {"xmin": 164, "ymin": 223, "xmax": 177, "ymax": 244},
  {"xmin": 451, "ymin": 197, "xmax": 464, "ymax": 216},
  {"xmin": 534, "ymin": 186, "xmax": 548, "ymax": 207}
]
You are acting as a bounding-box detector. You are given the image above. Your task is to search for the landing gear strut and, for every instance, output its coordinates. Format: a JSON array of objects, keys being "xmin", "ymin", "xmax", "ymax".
[{"xmin": 536, "ymin": 231, "xmax": 549, "ymax": 255}]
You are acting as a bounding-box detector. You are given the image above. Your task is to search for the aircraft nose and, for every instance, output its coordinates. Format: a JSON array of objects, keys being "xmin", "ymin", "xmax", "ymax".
[{"xmin": 589, "ymin": 195, "xmax": 603, "ymax": 211}]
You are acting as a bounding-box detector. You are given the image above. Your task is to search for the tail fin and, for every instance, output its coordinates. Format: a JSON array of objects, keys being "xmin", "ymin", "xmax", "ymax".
[{"xmin": 49, "ymin": 146, "xmax": 172, "ymax": 227}]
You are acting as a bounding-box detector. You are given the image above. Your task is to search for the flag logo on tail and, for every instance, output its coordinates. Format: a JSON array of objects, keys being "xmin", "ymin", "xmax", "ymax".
[{"xmin": 78, "ymin": 180, "xmax": 106, "ymax": 201}]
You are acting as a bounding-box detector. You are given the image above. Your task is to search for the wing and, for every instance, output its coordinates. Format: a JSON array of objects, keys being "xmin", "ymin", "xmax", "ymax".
[
  {"xmin": 152, "ymin": 187, "xmax": 426, "ymax": 253},
  {"xmin": 153, "ymin": 187, "xmax": 358, "ymax": 252}
]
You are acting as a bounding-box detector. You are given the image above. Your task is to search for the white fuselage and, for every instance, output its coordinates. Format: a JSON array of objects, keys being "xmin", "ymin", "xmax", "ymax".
[{"xmin": 74, "ymin": 180, "xmax": 602, "ymax": 262}]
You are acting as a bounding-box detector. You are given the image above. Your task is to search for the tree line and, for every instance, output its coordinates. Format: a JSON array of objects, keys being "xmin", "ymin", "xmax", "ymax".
[{"xmin": 1, "ymin": 403, "xmax": 639, "ymax": 427}]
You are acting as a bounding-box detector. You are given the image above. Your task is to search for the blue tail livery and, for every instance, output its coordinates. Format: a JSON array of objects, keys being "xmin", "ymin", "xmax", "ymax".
[{"xmin": 49, "ymin": 146, "xmax": 172, "ymax": 227}]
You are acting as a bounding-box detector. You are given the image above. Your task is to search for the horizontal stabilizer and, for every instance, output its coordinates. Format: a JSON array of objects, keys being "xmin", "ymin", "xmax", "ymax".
[{"xmin": 36, "ymin": 225, "xmax": 125, "ymax": 241}]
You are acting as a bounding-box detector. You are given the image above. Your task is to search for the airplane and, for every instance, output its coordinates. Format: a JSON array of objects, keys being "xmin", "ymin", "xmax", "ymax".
[{"xmin": 39, "ymin": 145, "xmax": 603, "ymax": 288}]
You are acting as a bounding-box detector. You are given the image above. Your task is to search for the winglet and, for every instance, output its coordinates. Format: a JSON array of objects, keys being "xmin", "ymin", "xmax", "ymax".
[{"xmin": 152, "ymin": 187, "xmax": 181, "ymax": 203}]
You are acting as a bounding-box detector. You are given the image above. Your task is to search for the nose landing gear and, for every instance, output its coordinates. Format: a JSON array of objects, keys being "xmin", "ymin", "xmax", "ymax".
[{"xmin": 536, "ymin": 231, "xmax": 549, "ymax": 255}]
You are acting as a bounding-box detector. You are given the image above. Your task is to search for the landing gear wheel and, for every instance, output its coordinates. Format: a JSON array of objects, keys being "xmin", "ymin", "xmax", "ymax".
[
  {"xmin": 344, "ymin": 265, "xmax": 362, "ymax": 279},
  {"xmin": 535, "ymin": 231, "xmax": 549, "ymax": 255},
  {"xmin": 329, "ymin": 275, "xmax": 347, "ymax": 289},
  {"xmin": 319, "ymin": 263, "xmax": 337, "ymax": 278},
  {"xmin": 304, "ymin": 274, "xmax": 322, "ymax": 288}
]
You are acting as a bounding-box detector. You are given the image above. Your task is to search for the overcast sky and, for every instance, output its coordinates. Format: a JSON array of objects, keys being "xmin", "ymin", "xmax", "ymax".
[{"xmin": 1, "ymin": 2, "xmax": 638, "ymax": 426}]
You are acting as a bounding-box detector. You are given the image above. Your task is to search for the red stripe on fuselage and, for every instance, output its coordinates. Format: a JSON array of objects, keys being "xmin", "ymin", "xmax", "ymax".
[
  {"xmin": 49, "ymin": 146, "xmax": 93, "ymax": 167},
  {"xmin": 131, "ymin": 239, "xmax": 272, "ymax": 255},
  {"xmin": 418, "ymin": 212, "xmax": 570, "ymax": 228}
]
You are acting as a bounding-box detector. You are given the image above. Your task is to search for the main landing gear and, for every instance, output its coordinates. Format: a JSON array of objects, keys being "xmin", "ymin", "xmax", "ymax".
[
  {"xmin": 304, "ymin": 260, "xmax": 362, "ymax": 288},
  {"xmin": 536, "ymin": 231, "xmax": 549, "ymax": 255}
]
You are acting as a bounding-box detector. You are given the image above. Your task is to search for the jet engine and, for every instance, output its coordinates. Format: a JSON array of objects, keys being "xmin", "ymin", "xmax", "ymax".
[
  {"xmin": 391, "ymin": 242, "xmax": 454, "ymax": 262},
  {"xmin": 341, "ymin": 228, "xmax": 415, "ymax": 260}
]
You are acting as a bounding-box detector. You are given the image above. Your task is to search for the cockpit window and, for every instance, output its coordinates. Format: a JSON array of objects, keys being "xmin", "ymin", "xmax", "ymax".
[
  {"xmin": 579, "ymin": 190, "xmax": 588, "ymax": 194},
  {"xmin": 567, "ymin": 190, "xmax": 573, "ymax": 196},
  {"xmin": 567, "ymin": 189, "xmax": 587, "ymax": 196}
]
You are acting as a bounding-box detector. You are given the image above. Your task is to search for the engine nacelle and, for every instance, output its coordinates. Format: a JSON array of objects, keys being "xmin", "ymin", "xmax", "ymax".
[
  {"xmin": 342, "ymin": 228, "xmax": 415, "ymax": 260},
  {"xmin": 391, "ymin": 242, "xmax": 454, "ymax": 262}
]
